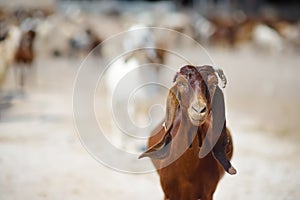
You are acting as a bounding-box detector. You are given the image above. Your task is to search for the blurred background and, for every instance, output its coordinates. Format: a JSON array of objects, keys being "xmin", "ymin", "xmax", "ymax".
[{"xmin": 0, "ymin": 0, "xmax": 300, "ymax": 199}]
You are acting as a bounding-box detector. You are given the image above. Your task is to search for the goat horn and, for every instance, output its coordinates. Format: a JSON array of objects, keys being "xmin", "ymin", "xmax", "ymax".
[{"xmin": 215, "ymin": 68, "xmax": 227, "ymax": 88}]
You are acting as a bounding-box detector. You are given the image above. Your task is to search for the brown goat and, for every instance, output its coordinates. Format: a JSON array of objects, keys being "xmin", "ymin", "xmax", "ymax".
[
  {"xmin": 14, "ymin": 30, "xmax": 36, "ymax": 87},
  {"xmin": 15, "ymin": 30, "xmax": 36, "ymax": 64},
  {"xmin": 139, "ymin": 65, "xmax": 236, "ymax": 200}
]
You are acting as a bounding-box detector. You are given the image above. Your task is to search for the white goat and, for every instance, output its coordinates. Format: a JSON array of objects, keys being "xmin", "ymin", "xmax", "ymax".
[
  {"xmin": 252, "ymin": 24, "xmax": 283, "ymax": 52},
  {"xmin": 191, "ymin": 13, "xmax": 216, "ymax": 44},
  {"xmin": 104, "ymin": 25, "xmax": 160, "ymax": 153},
  {"xmin": 0, "ymin": 25, "xmax": 21, "ymax": 89}
]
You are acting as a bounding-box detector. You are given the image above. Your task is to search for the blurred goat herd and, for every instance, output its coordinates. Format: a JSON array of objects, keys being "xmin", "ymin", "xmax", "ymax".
[
  {"xmin": 1, "ymin": 5, "xmax": 300, "ymax": 90},
  {"xmin": 1, "ymin": 5, "xmax": 300, "ymax": 127}
]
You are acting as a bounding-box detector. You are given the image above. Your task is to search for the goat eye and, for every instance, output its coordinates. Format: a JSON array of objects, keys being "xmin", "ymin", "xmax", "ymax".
[
  {"xmin": 178, "ymin": 82, "xmax": 187, "ymax": 89},
  {"xmin": 178, "ymin": 82, "xmax": 189, "ymax": 95}
]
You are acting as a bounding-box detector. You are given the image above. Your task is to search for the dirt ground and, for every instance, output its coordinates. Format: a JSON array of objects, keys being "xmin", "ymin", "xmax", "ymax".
[{"xmin": 0, "ymin": 43, "xmax": 300, "ymax": 200}]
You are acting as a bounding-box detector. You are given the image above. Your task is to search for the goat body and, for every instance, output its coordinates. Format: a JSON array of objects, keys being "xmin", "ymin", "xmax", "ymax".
[{"xmin": 149, "ymin": 122, "xmax": 233, "ymax": 200}]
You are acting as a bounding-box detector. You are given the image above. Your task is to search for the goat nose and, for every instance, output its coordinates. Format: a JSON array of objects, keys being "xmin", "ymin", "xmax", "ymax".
[{"xmin": 192, "ymin": 104, "xmax": 207, "ymax": 114}]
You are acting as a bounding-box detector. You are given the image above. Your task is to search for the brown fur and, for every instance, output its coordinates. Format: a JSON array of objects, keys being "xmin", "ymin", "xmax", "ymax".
[
  {"xmin": 15, "ymin": 30, "xmax": 36, "ymax": 64},
  {"xmin": 14, "ymin": 30, "xmax": 36, "ymax": 87},
  {"xmin": 149, "ymin": 124, "xmax": 233, "ymax": 200}
]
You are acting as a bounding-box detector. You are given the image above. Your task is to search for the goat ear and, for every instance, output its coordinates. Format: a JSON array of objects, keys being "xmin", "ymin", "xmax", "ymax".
[
  {"xmin": 138, "ymin": 131, "xmax": 172, "ymax": 159},
  {"xmin": 138, "ymin": 86, "xmax": 179, "ymax": 159},
  {"xmin": 212, "ymin": 125, "xmax": 237, "ymax": 175},
  {"xmin": 210, "ymin": 87, "xmax": 236, "ymax": 175},
  {"xmin": 164, "ymin": 86, "xmax": 179, "ymax": 133}
]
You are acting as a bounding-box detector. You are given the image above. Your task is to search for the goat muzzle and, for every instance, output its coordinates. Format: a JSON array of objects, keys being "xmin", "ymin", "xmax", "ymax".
[{"xmin": 188, "ymin": 98, "xmax": 207, "ymax": 124}]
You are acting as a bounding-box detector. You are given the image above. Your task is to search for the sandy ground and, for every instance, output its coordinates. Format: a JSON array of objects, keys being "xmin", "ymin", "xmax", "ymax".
[{"xmin": 0, "ymin": 44, "xmax": 300, "ymax": 200}]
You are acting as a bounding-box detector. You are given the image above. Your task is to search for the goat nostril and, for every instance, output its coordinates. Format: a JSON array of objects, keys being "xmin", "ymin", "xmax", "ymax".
[
  {"xmin": 192, "ymin": 105, "xmax": 206, "ymax": 114},
  {"xmin": 192, "ymin": 106, "xmax": 199, "ymax": 113},
  {"xmin": 200, "ymin": 106, "xmax": 206, "ymax": 113}
]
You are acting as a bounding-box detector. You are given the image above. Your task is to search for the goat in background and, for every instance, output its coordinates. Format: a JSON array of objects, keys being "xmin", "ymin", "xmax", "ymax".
[{"xmin": 104, "ymin": 24, "xmax": 166, "ymax": 152}]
